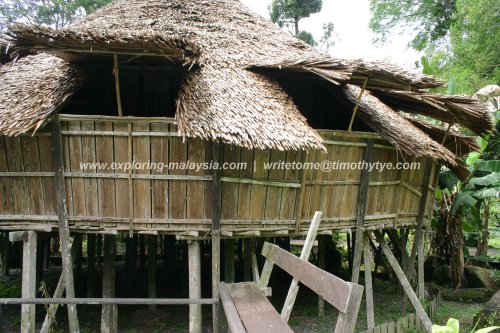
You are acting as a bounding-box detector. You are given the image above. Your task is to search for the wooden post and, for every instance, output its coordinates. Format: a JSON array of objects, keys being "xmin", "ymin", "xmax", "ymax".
[
  {"xmin": 249, "ymin": 239, "xmax": 260, "ymax": 282},
  {"xmin": 101, "ymin": 235, "xmax": 117, "ymax": 333},
  {"xmin": 318, "ymin": 235, "xmax": 326, "ymax": 317},
  {"xmin": 373, "ymin": 230, "xmax": 432, "ymax": 331},
  {"xmin": 0, "ymin": 233, "xmax": 9, "ymax": 277},
  {"xmin": 188, "ymin": 241, "xmax": 202, "ymax": 333},
  {"xmin": 352, "ymin": 139, "xmax": 374, "ymax": 283},
  {"xmin": 36, "ymin": 237, "xmax": 45, "ymax": 291},
  {"xmin": 51, "ymin": 119, "xmax": 79, "ymax": 333},
  {"xmin": 281, "ymin": 211, "xmax": 322, "ymax": 322},
  {"xmin": 19, "ymin": 231, "xmax": 37, "ymax": 333},
  {"xmin": 96, "ymin": 235, "xmax": 102, "ymax": 267},
  {"xmin": 364, "ymin": 232, "xmax": 375, "ymax": 330},
  {"xmin": 147, "ymin": 235, "xmax": 157, "ymax": 311},
  {"xmin": 87, "ymin": 234, "xmax": 96, "ymax": 298},
  {"xmin": 212, "ymin": 142, "xmax": 222, "ymax": 333},
  {"xmin": 41, "ymin": 235, "xmax": 82, "ymax": 333},
  {"xmin": 417, "ymin": 233, "xmax": 425, "ymax": 299},
  {"xmin": 224, "ymin": 239, "xmax": 235, "ymax": 283}
]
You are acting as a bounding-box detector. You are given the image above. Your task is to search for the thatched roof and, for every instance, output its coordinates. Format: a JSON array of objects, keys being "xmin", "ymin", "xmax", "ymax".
[{"xmin": 0, "ymin": 0, "xmax": 494, "ymax": 180}]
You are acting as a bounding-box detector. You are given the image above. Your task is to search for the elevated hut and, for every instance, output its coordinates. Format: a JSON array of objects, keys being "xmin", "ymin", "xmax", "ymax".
[{"xmin": 0, "ymin": 0, "xmax": 493, "ymax": 332}]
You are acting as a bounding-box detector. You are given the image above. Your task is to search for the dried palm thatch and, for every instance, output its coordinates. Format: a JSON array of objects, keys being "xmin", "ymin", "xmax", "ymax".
[
  {"xmin": 340, "ymin": 85, "xmax": 469, "ymax": 179},
  {"xmin": 0, "ymin": 0, "xmax": 493, "ymax": 180},
  {"xmin": 176, "ymin": 65, "xmax": 325, "ymax": 151},
  {"xmin": 0, "ymin": 54, "xmax": 91, "ymax": 135},
  {"xmin": 371, "ymin": 88, "xmax": 493, "ymax": 137},
  {"xmin": 404, "ymin": 116, "xmax": 481, "ymax": 156},
  {"xmin": 6, "ymin": 23, "xmax": 201, "ymax": 67},
  {"xmin": 251, "ymin": 57, "xmax": 445, "ymax": 90},
  {"xmin": 0, "ymin": 37, "xmax": 11, "ymax": 64}
]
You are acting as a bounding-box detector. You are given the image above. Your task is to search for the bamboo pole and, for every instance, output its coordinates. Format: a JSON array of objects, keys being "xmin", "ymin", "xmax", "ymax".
[
  {"xmin": 348, "ymin": 77, "xmax": 368, "ymax": 132},
  {"xmin": 188, "ymin": 241, "xmax": 202, "ymax": 333}
]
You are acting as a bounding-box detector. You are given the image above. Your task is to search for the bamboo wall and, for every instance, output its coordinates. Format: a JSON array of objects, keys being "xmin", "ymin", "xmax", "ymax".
[{"xmin": 0, "ymin": 115, "xmax": 437, "ymax": 236}]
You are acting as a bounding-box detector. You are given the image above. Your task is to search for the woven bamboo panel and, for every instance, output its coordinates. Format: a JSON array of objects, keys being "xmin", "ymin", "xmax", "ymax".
[{"xmin": 0, "ymin": 116, "xmax": 434, "ymax": 235}]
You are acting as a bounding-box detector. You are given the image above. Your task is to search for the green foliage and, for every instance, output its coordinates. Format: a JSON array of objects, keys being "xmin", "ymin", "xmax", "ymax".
[
  {"xmin": 297, "ymin": 30, "xmax": 316, "ymax": 46},
  {"xmin": 433, "ymin": 318, "xmax": 499, "ymax": 333},
  {"xmin": 370, "ymin": 0, "xmax": 499, "ymax": 94},
  {"xmin": 0, "ymin": 0, "xmax": 112, "ymax": 30},
  {"xmin": 369, "ymin": 0, "xmax": 456, "ymax": 51},
  {"xmin": 0, "ymin": 280, "xmax": 20, "ymax": 298},
  {"xmin": 269, "ymin": 0, "xmax": 322, "ymax": 35}
]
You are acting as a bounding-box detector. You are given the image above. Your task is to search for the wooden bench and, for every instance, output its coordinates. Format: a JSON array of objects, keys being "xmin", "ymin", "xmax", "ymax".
[{"xmin": 220, "ymin": 242, "xmax": 364, "ymax": 333}]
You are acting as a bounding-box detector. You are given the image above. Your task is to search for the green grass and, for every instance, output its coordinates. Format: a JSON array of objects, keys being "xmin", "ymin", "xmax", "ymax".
[{"xmin": 432, "ymin": 301, "xmax": 483, "ymax": 331}]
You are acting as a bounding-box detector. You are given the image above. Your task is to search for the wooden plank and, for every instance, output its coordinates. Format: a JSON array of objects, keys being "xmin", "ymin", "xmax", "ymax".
[
  {"xmin": 237, "ymin": 148, "xmax": 254, "ymax": 220},
  {"xmin": 67, "ymin": 121, "xmax": 86, "ymax": 217},
  {"xmin": 262, "ymin": 245, "xmax": 353, "ymax": 313},
  {"xmin": 0, "ymin": 137, "xmax": 14, "ymax": 215},
  {"xmin": 95, "ymin": 121, "xmax": 116, "ymax": 221},
  {"xmin": 169, "ymin": 127, "xmax": 187, "ymax": 220},
  {"xmin": 281, "ymin": 211, "xmax": 322, "ymax": 321},
  {"xmin": 219, "ymin": 282, "xmax": 246, "ymax": 333},
  {"xmin": 21, "ymin": 231, "xmax": 37, "ymax": 333},
  {"xmin": 318, "ymin": 235, "xmax": 326, "ymax": 317},
  {"xmin": 187, "ymin": 138, "xmax": 206, "ymax": 221},
  {"xmin": 133, "ymin": 122, "xmax": 151, "ymax": 231},
  {"xmin": 113, "ymin": 122, "xmax": 130, "ymax": 224},
  {"xmin": 20, "ymin": 136, "xmax": 44, "ymax": 215},
  {"xmin": 150, "ymin": 122, "xmax": 170, "ymax": 221},
  {"xmin": 364, "ymin": 232, "xmax": 375, "ymax": 330},
  {"xmin": 188, "ymin": 241, "xmax": 202, "ymax": 333},
  {"xmin": 101, "ymin": 235, "xmax": 117, "ymax": 333},
  {"xmin": 227, "ymin": 282, "xmax": 293, "ymax": 333},
  {"xmin": 51, "ymin": 120, "xmax": 79, "ymax": 333},
  {"xmin": 265, "ymin": 149, "xmax": 286, "ymax": 220},
  {"xmin": 352, "ymin": 139, "xmax": 374, "ymax": 283},
  {"xmin": 4, "ymin": 136, "xmax": 29, "ymax": 214},
  {"xmin": 280, "ymin": 150, "xmax": 300, "ymax": 220},
  {"xmin": 221, "ymin": 145, "xmax": 241, "ymax": 220},
  {"xmin": 37, "ymin": 133, "xmax": 56, "ymax": 215},
  {"xmin": 248, "ymin": 149, "xmax": 270, "ymax": 220},
  {"xmin": 334, "ymin": 282, "xmax": 364, "ymax": 333},
  {"xmin": 81, "ymin": 121, "xmax": 99, "ymax": 217},
  {"xmin": 373, "ymin": 230, "xmax": 432, "ymax": 331}
]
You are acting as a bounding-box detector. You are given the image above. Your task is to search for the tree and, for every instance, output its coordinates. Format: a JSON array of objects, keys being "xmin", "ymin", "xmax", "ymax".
[
  {"xmin": 0, "ymin": 0, "xmax": 112, "ymax": 31},
  {"xmin": 269, "ymin": 0, "xmax": 322, "ymax": 36},
  {"xmin": 369, "ymin": 0, "xmax": 499, "ymax": 95},
  {"xmin": 297, "ymin": 30, "xmax": 316, "ymax": 46}
]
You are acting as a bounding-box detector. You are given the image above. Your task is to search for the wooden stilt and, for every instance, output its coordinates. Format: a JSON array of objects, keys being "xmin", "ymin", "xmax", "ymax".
[
  {"xmin": 417, "ymin": 233, "xmax": 425, "ymax": 299},
  {"xmin": 96, "ymin": 235, "xmax": 102, "ymax": 267},
  {"xmin": 101, "ymin": 235, "xmax": 117, "ymax": 333},
  {"xmin": 249, "ymin": 239, "xmax": 260, "ymax": 283},
  {"xmin": 36, "ymin": 237, "xmax": 44, "ymax": 291},
  {"xmin": 139, "ymin": 235, "xmax": 146, "ymax": 272},
  {"xmin": 51, "ymin": 119, "xmax": 79, "ymax": 333},
  {"xmin": 318, "ymin": 235, "xmax": 326, "ymax": 317},
  {"xmin": 363, "ymin": 232, "xmax": 375, "ymax": 330},
  {"xmin": 373, "ymin": 230, "xmax": 432, "ymax": 331},
  {"xmin": 212, "ymin": 142, "xmax": 222, "ymax": 333},
  {"xmin": 224, "ymin": 239, "xmax": 235, "ymax": 283},
  {"xmin": 352, "ymin": 139, "xmax": 374, "ymax": 283},
  {"xmin": 20, "ymin": 231, "xmax": 37, "ymax": 333},
  {"xmin": 188, "ymin": 241, "xmax": 202, "ymax": 333},
  {"xmin": 0, "ymin": 233, "xmax": 9, "ymax": 277},
  {"xmin": 148, "ymin": 235, "xmax": 157, "ymax": 311},
  {"xmin": 41, "ymin": 235, "xmax": 83, "ymax": 333},
  {"xmin": 87, "ymin": 234, "xmax": 96, "ymax": 298},
  {"xmin": 243, "ymin": 239, "xmax": 251, "ymax": 281}
]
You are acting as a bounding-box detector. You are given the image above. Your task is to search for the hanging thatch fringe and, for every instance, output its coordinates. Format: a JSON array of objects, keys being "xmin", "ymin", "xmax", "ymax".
[
  {"xmin": 0, "ymin": 54, "xmax": 91, "ymax": 136},
  {"xmin": 371, "ymin": 89, "xmax": 493, "ymax": 137},
  {"xmin": 6, "ymin": 23, "xmax": 201, "ymax": 67},
  {"xmin": 340, "ymin": 85, "xmax": 470, "ymax": 180},
  {"xmin": 405, "ymin": 116, "xmax": 481, "ymax": 156}
]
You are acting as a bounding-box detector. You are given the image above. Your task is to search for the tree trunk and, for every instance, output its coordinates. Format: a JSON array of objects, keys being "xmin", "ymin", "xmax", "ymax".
[
  {"xmin": 476, "ymin": 204, "xmax": 490, "ymax": 257},
  {"xmin": 294, "ymin": 17, "xmax": 299, "ymax": 36},
  {"xmin": 449, "ymin": 213, "xmax": 466, "ymax": 288}
]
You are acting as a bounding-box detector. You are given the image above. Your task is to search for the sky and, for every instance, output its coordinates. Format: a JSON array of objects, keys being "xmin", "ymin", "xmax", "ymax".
[{"xmin": 240, "ymin": 0, "xmax": 422, "ymax": 70}]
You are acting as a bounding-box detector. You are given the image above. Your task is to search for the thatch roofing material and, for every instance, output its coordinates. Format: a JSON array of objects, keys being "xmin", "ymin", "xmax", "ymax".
[
  {"xmin": 405, "ymin": 116, "xmax": 481, "ymax": 156},
  {"xmin": 6, "ymin": 23, "xmax": 202, "ymax": 66},
  {"xmin": 177, "ymin": 66, "xmax": 325, "ymax": 151},
  {"xmin": 372, "ymin": 89, "xmax": 493, "ymax": 137},
  {"xmin": 0, "ymin": 54, "xmax": 90, "ymax": 135},
  {"xmin": 341, "ymin": 85, "xmax": 469, "ymax": 179}
]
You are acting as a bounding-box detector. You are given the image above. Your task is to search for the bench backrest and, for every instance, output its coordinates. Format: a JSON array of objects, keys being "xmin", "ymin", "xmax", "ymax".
[{"xmin": 262, "ymin": 242, "xmax": 358, "ymax": 313}]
